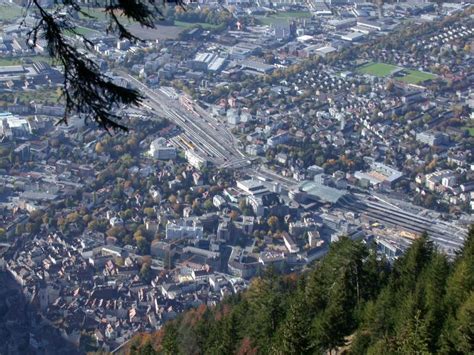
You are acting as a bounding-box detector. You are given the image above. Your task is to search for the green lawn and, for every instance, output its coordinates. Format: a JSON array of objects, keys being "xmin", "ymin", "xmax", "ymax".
[
  {"xmin": 32, "ymin": 90, "xmax": 62, "ymax": 103},
  {"xmin": 357, "ymin": 62, "xmax": 400, "ymax": 77},
  {"xmin": 0, "ymin": 5, "xmax": 24, "ymax": 21},
  {"xmin": 65, "ymin": 26, "xmax": 101, "ymax": 38},
  {"xmin": 0, "ymin": 58, "xmax": 22, "ymax": 66},
  {"xmin": 398, "ymin": 69, "xmax": 437, "ymax": 84},
  {"xmin": 0, "ymin": 56, "xmax": 52, "ymax": 66},
  {"xmin": 174, "ymin": 21, "xmax": 221, "ymax": 30},
  {"xmin": 79, "ymin": 8, "xmax": 109, "ymax": 22},
  {"xmin": 464, "ymin": 127, "xmax": 474, "ymax": 137},
  {"xmin": 1, "ymin": 89, "xmax": 63, "ymax": 105},
  {"xmin": 75, "ymin": 26, "xmax": 100, "ymax": 36},
  {"xmin": 257, "ymin": 11, "xmax": 312, "ymax": 26}
]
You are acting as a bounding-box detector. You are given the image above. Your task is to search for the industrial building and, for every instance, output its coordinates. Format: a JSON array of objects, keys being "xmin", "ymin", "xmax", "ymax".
[{"xmin": 354, "ymin": 161, "xmax": 403, "ymax": 188}]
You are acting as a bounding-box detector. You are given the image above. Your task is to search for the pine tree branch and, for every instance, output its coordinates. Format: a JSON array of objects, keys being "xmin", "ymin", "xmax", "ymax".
[{"xmin": 25, "ymin": 0, "xmax": 186, "ymax": 132}]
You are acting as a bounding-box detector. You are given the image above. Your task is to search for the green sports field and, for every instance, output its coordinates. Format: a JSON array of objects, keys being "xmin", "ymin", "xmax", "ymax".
[
  {"xmin": 65, "ymin": 26, "xmax": 101, "ymax": 38},
  {"xmin": 357, "ymin": 62, "xmax": 436, "ymax": 84},
  {"xmin": 399, "ymin": 69, "xmax": 437, "ymax": 84},
  {"xmin": 357, "ymin": 62, "xmax": 400, "ymax": 77}
]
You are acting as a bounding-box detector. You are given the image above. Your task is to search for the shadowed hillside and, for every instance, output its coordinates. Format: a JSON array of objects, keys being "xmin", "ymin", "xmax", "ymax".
[{"xmin": 127, "ymin": 226, "xmax": 474, "ymax": 355}]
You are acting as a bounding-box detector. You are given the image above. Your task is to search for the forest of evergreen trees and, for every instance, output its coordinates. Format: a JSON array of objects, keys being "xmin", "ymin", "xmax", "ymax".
[{"xmin": 127, "ymin": 226, "xmax": 473, "ymax": 355}]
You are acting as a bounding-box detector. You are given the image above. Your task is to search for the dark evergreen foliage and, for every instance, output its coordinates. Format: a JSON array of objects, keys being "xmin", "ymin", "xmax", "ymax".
[
  {"xmin": 129, "ymin": 226, "xmax": 474, "ymax": 354},
  {"xmin": 27, "ymin": 0, "xmax": 185, "ymax": 131}
]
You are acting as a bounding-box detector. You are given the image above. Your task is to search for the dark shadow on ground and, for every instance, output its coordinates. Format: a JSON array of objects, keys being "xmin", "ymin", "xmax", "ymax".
[{"xmin": 0, "ymin": 271, "xmax": 81, "ymax": 355}]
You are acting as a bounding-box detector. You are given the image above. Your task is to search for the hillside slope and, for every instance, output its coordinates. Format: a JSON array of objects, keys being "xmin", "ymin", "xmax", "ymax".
[{"xmin": 127, "ymin": 226, "xmax": 474, "ymax": 355}]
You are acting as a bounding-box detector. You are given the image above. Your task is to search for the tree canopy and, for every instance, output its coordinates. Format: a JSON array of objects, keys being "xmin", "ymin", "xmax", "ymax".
[
  {"xmin": 27, "ymin": 0, "xmax": 185, "ymax": 131},
  {"xmin": 128, "ymin": 226, "xmax": 474, "ymax": 354}
]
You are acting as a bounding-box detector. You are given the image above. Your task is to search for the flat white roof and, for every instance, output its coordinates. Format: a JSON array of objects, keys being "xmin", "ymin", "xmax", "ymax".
[{"xmin": 0, "ymin": 112, "xmax": 27, "ymax": 128}]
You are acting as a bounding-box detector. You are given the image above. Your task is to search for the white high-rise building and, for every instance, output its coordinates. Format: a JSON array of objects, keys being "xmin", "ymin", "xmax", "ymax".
[
  {"xmin": 149, "ymin": 138, "xmax": 176, "ymax": 160},
  {"xmin": 185, "ymin": 150, "xmax": 208, "ymax": 170},
  {"xmin": 166, "ymin": 220, "xmax": 203, "ymax": 240}
]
